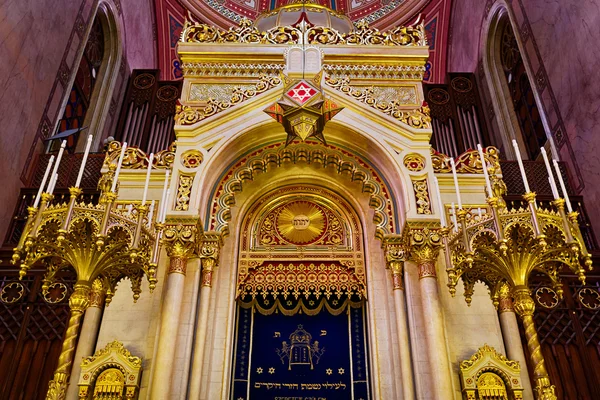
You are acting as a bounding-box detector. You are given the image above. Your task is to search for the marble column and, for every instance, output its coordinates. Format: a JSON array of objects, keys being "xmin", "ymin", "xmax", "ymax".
[
  {"xmin": 498, "ymin": 287, "xmax": 534, "ymax": 400},
  {"xmin": 65, "ymin": 280, "xmax": 105, "ymax": 400},
  {"xmin": 148, "ymin": 256, "xmax": 189, "ymax": 399},
  {"xmin": 188, "ymin": 234, "xmax": 221, "ymax": 400},
  {"xmin": 385, "ymin": 242, "xmax": 414, "ymax": 400},
  {"xmin": 416, "ymin": 259, "xmax": 453, "ymax": 398},
  {"xmin": 407, "ymin": 228, "xmax": 453, "ymax": 399}
]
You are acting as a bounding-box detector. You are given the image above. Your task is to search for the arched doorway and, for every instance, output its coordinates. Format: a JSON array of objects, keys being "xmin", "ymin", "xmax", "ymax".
[{"xmin": 230, "ymin": 185, "xmax": 372, "ymax": 399}]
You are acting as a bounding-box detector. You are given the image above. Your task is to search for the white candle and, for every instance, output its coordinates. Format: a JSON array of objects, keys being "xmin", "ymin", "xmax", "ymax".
[
  {"xmin": 141, "ymin": 153, "xmax": 154, "ymax": 205},
  {"xmin": 553, "ymin": 159, "xmax": 573, "ymax": 212},
  {"xmin": 75, "ymin": 134, "xmax": 93, "ymax": 188},
  {"xmin": 540, "ymin": 147, "xmax": 559, "ymax": 200},
  {"xmin": 548, "ymin": 177, "xmax": 560, "ymax": 199},
  {"xmin": 449, "ymin": 158, "xmax": 463, "ymax": 209},
  {"xmin": 512, "ymin": 139, "xmax": 531, "ymax": 193},
  {"xmin": 450, "ymin": 202, "xmax": 458, "ymax": 232},
  {"xmin": 477, "ymin": 207, "xmax": 483, "ymax": 219},
  {"xmin": 161, "ymin": 188, "xmax": 172, "ymax": 223},
  {"xmin": 47, "ymin": 140, "xmax": 67, "ymax": 194},
  {"xmin": 158, "ymin": 170, "xmax": 170, "ymax": 223},
  {"xmin": 433, "ymin": 177, "xmax": 446, "ymax": 227},
  {"xmin": 111, "ymin": 142, "xmax": 128, "ymax": 193},
  {"xmin": 148, "ymin": 200, "xmax": 155, "ymax": 227},
  {"xmin": 48, "ymin": 173, "xmax": 59, "ymax": 195},
  {"xmin": 477, "ymin": 144, "xmax": 493, "ymax": 197},
  {"xmin": 33, "ymin": 155, "xmax": 55, "ymax": 208}
]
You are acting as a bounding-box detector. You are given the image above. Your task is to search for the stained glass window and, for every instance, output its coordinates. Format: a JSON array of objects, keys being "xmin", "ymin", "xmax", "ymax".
[
  {"xmin": 54, "ymin": 17, "xmax": 105, "ymax": 152},
  {"xmin": 500, "ymin": 21, "xmax": 546, "ymax": 160}
]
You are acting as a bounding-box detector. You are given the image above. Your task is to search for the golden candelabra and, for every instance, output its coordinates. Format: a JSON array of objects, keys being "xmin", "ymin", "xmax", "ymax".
[
  {"xmin": 443, "ymin": 171, "xmax": 593, "ymax": 399},
  {"xmin": 11, "ymin": 165, "xmax": 162, "ymax": 400}
]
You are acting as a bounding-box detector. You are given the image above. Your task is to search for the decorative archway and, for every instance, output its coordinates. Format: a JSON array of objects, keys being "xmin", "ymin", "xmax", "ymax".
[
  {"xmin": 231, "ymin": 185, "xmax": 372, "ymax": 400},
  {"xmin": 206, "ymin": 140, "xmax": 398, "ymax": 241}
]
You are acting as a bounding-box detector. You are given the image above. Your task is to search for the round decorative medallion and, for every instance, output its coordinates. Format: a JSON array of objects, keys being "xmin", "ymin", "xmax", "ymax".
[
  {"xmin": 43, "ymin": 282, "xmax": 68, "ymax": 304},
  {"xmin": 0, "ymin": 282, "xmax": 25, "ymax": 304},
  {"xmin": 535, "ymin": 286, "xmax": 559, "ymax": 309},
  {"xmin": 403, "ymin": 153, "xmax": 426, "ymax": 172},
  {"xmin": 276, "ymin": 201, "xmax": 326, "ymax": 245},
  {"xmin": 157, "ymin": 85, "xmax": 179, "ymax": 102},
  {"xmin": 578, "ymin": 288, "xmax": 600, "ymax": 310},
  {"xmin": 133, "ymin": 73, "xmax": 156, "ymax": 90},
  {"xmin": 450, "ymin": 77, "xmax": 473, "ymax": 93},
  {"xmin": 181, "ymin": 150, "xmax": 203, "ymax": 169},
  {"xmin": 427, "ymin": 88, "xmax": 450, "ymax": 105}
]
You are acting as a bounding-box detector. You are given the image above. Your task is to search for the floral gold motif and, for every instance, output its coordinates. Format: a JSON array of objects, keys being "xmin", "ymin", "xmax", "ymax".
[
  {"xmin": 431, "ymin": 146, "xmax": 500, "ymax": 174},
  {"xmin": 175, "ymin": 173, "xmax": 194, "ymax": 211},
  {"xmin": 175, "ymin": 75, "xmax": 282, "ymax": 126},
  {"xmin": 412, "ymin": 178, "xmax": 432, "ymax": 215},
  {"xmin": 104, "ymin": 141, "xmax": 175, "ymax": 170},
  {"xmin": 181, "ymin": 17, "xmax": 426, "ymax": 47},
  {"xmin": 325, "ymin": 76, "xmax": 431, "ymax": 129}
]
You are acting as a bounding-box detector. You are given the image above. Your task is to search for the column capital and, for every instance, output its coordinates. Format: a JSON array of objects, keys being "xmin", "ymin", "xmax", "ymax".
[
  {"xmin": 498, "ymin": 283, "xmax": 515, "ymax": 313},
  {"xmin": 200, "ymin": 232, "xmax": 223, "ymax": 287},
  {"xmin": 513, "ymin": 286, "xmax": 535, "ymax": 318},
  {"xmin": 89, "ymin": 278, "xmax": 105, "ymax": 308},
  {"xmin": 402, "ymin": 222, "xmax": 443, "ymax": 265},
  {"xmin": 383, "ymin": 235, "xmax": 405, "ymax": 290},
  {"xmin": 162, "ymin": 217, "xmax": 203, "ymax": 261}
]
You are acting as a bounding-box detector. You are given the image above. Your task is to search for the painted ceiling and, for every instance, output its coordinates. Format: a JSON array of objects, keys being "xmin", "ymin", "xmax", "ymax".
[
  {"xmin": 154, "ymin": 0, "xmax": 451, "ymax": 84},
  {"xmin": 179, "ymin": 0, "xmax": 430, "ymax": 30}
]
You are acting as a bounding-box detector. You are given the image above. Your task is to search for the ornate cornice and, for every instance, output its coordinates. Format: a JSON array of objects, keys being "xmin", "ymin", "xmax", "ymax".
[{"xmin": 180, "ymin": 18, "xmax": 426, "ymax": 47}]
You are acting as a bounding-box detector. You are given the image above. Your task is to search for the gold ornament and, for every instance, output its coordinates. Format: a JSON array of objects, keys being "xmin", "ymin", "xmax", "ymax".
[{"xmin": 264, "ymin": 72, "xmax": 343, "ymax": 145}]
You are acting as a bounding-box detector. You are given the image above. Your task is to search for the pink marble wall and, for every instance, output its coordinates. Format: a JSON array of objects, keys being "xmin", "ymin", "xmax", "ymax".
[
  {"xmin": 447, "ymin": 0, "xmax": 600, "ymax": 236},
  {"xmin": 520, "ymin": 0, "xmax": 600, "ymax": 231},
  {"xmin": 0, "ymin": 0, "xmax": 85, "ymax": 241},
  {"xmin": 0, "ymin": 0, "xmax": 157, "ymax": 241}
]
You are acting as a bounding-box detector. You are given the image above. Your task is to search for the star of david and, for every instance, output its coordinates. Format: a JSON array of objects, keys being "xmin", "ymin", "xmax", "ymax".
[{"xmin": 287, "ymin": 82, "xmax": 317, "ymax": 104}]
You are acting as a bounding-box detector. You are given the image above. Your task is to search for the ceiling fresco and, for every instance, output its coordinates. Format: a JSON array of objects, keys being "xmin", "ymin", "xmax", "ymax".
[
  {"xmin": 179, "ymin": 0, "xmax": 430, "ymax": 30},
  {"xmin": 154, "ymin": 0, "xmax": 450, "ymax": 83}
]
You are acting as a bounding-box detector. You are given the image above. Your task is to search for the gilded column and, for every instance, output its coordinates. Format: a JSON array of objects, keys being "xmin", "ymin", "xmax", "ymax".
[
  {"xmin": 384, "ymin": 238, "xmax": 414, "ymax": 400},
  {"xmin": 406, "ymin": 226, "xmax": 453, "ymax": 399},
  {"xmin": 188, "ymin": 233, "xmax": 222, "ymax": 400},
  {"xmin": 46, "ymin": 282, "xmax": 91, "ymax": 400},
  {"xmin": 149, "ymin": 221, "xmax": 200, "ymax": 400},
  {"xmin": 513, "ymin": 287, "xmax": 557, "ymax": 400},
  {"xmin": 65, "ymin": 279, "xmax": 105, "ymax": 400},
  {"xmin": 497, "ymin": 284, "xmax": 534, "ymax": 400}
]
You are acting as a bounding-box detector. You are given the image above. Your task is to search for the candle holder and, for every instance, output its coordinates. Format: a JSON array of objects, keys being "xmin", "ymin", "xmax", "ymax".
[
  {"xmin": 10, "ymin": 159, "xmax": 164, "ymax": 400},
  {"xmin": 443, "ymin": 179, "xmax": 592, "ymax": 399}
]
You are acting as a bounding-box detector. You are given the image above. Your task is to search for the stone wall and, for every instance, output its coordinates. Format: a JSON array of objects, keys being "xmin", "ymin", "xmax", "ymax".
[
  {"xmin": 0, "ymin": 0, "xmax": 157, "ymax": 241},
  {"xmin": 447, "ymin": 0, "xmax": 600, "ymax": 234}
]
